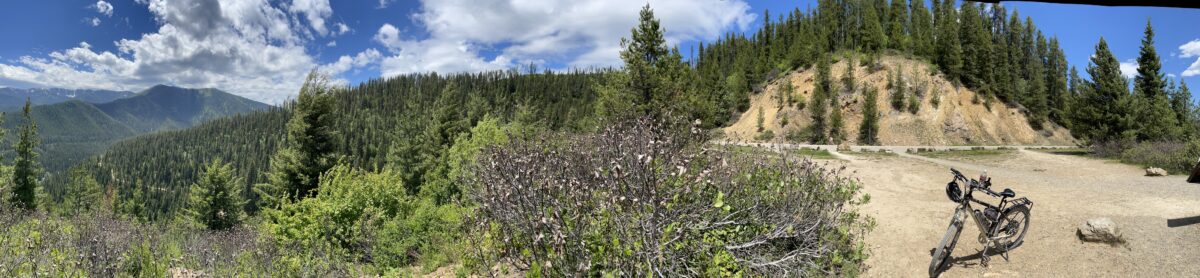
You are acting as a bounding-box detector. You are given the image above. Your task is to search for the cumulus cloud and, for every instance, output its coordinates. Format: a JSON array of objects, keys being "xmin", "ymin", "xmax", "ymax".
[
  {"xmin": 90, "ymin": 17, "xmax": 102, "ymax": 27},
  {"xmin": 0, "ymin": 0, "xmax": 357, "ymax": 104},
  {"xmin": 289, "ymin": 0, "xmax": 332, "ymax": 36},
  {"xmin": 374, "ymin": 0, "xmax": 756, "ymax": 76},
  {"xmin": 377, "ymin": 0, "xmax": 392, "ymax": 9},
  {"xmin": 1119, "ymin": 59, "xmax": 1138, "ymax": 79},
  {"xmin": 321, "ymin": 48, "xmax": 381, "ymax": 77},
  {"xmin": 1181, "ymin": 39, "xmax": 1200, "ymax": 77},
  {"xmin": 94, "ymin": 0, "xmax": 114, "ymax": 17}
]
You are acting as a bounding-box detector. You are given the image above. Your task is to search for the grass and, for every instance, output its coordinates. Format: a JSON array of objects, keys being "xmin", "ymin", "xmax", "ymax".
[
  {"xmin": 1029, "ymin": 147, "xmax": 1091, "ymax": 156},
  {"xmin": 794, "ymin": 148, "xmax": 836, "ymax": 160},
  {"xmin": 845, "ymin": 150, "xmax": 898, "ymax": 158},
  {"xmin": 913, "ymin": 148, "xmax": 1016, "ymax": 158}
]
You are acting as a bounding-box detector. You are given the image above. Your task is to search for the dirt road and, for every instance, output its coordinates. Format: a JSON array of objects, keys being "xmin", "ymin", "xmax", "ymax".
[{"xmin": 828, "ymin": 149, "xmax": 1200, "ymax": 277}]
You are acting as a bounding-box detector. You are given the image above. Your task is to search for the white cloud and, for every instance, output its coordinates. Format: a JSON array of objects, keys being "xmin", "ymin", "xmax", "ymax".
[
  {"xmin": 321, "ymin": 48, "xmax": 381, "ymax": 77},
  {"xmin": 94, "ymin": 0, "xmax": 114, "ymax": 17},
  {"xmin": 289, "ymin": 0, "xmax": 332, "ymax": 36},
  {"xmin": 373, "ymin": 24, "xmax": 402, "ymax": 50},
  {"xmin": 377, "ymin": 0, "xmax": 392, "ymax": 9},
  {"xmin": 1119, "ymin": 59, "xmax": 1138, "ymax": 79},
  {"xmin": 374, "ymin": 0, "xmax": 756, "ymax": 76},
  {"xmin": 90, "ymin": 17, "xmax": 102, "ymax": 27},
  {"xmin": 326, "ymin": 40, "xmax": 336, "ymax": 47},
  {"xmin": 335, "ymin": 22, "xmax": 350, "ymax": 35},
  {"xmin": 1181, "ymin": 39, "xmax": 1200, "ymax": 77},
  {"xmin": 0, "ymin": 0, "xmax": 357, "ymax": 104}
]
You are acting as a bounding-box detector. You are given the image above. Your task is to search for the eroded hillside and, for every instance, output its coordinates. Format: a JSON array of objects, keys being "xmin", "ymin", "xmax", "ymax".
[{"xmin": 724, "ymin": 55, "xmax": 1076, "ymax": 145}]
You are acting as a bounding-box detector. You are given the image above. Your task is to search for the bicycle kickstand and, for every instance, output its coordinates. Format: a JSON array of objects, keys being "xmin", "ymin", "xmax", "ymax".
[{"xmin": 979, "ymin": 248, "xmax": 990, "ymax": 267}]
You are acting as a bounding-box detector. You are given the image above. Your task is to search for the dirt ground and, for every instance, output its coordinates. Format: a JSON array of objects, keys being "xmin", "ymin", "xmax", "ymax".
[{"xmin": 827, "ymin": 149, "xmax": 1200, "ymax": 277}]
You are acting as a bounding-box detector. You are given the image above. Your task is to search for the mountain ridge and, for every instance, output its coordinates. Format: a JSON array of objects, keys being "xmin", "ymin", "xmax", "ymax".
[{"xmin": 2, "ymin": 85, "xmax": 270, "ymax": 171}]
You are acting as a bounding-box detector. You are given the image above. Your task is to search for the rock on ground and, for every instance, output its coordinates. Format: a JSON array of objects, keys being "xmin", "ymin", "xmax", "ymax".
[
  {"xmin": 1078, "ymin": 217, "xmax": 1123, "ymax": 244},
  {"xmin": 1146, "ymin": 167, "xmax": 1168, "ymax": 176}
]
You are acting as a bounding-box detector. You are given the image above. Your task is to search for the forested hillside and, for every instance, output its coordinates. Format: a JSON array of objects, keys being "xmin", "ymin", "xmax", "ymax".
[
  {"xmin": 84, "ymin": 70, "xmax": 601, "ymax": 219},
  {"xmin": 96, "ymin": 85, "xmax": 271, "ymax": 133},
  {"xmin": 1, "ymin": 85, "xmax": 268, "ymax": 172}
]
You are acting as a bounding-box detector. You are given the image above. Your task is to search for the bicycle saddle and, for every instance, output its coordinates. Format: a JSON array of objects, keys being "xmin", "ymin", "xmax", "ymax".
[{"xmin": 1000, "ymin": 188, "xmax": 1016, "ymax": 198}]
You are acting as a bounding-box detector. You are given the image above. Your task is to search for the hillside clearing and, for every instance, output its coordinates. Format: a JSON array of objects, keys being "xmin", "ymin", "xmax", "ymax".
[{"xmin": 723, "ymin": 55, "xmax": 1076, "ymax": 146}]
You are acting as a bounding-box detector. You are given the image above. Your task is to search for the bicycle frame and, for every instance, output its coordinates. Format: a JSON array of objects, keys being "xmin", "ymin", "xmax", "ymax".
[{"xmin": 948, "ymin": 171, "xmax": 1032, "ymax": 244}]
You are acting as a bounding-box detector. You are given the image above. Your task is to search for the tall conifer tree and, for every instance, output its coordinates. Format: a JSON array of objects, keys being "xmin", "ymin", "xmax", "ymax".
[
  {"xmin": 1131, "ymin": 19, "xmax": 1179, "ymax": 140},
  {"xmin": 10, "ymin": 99, "xmax": 40, "ymax": 210}
]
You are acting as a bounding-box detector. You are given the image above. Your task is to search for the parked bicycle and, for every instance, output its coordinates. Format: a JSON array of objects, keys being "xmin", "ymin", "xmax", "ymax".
[{"xmin": 929, "ymin": 168, "xmax": 1032, "ymax": 277}]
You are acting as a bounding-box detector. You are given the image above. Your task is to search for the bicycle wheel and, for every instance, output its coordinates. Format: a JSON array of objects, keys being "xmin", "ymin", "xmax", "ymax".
[
  {"xmin": 996, "ymin": 205, "xmax": 1030, "ymax": 250},
  {"xmin": 929, "ymin": 218, "xmax": 963, "ymax": 277}
]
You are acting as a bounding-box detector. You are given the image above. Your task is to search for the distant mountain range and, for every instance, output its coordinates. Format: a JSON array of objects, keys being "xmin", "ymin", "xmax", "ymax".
[
  {"xmin": 0, "ymin": 85, "xmax": 270, "ymax": 171},
  {"xmin": 0, "ymin": 88, "xmax": 134, "ymax": 111}
]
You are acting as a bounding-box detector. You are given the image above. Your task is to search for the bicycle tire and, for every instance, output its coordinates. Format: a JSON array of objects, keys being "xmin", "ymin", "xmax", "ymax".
[
  {"xmin": 997, "ymin": 205, "xmax": 1031, "ymax": 250},
  {"xmin": 929, "ymin": 218, "xmax": 963, "ymax": 277}
]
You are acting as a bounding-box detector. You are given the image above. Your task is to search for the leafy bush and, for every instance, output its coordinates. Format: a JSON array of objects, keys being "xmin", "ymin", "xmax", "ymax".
[
  {"xmin": 0, "ymin": 207, "xmax": 354, "ymax": 277},
  {"xmin": 1110, "ymin": 140, "xmax": 1200, "ymax": 174},
  {"xmin": 755, "ymin": 129, "xmax": 776, "ymax": 141},
  {"xmin": 468, "ymin": 118, "xmax": 871, "ymax": 276},
  {"xmin": 260, "ymin": 166, "xmax": 466, "ymax": 272},
  {"xmin": 907, "ymin": 94, "xmax": 921, "ymax": 114},
  {"xmin": 785, "ymin": 128, "xmax": 811, "ymax": 143}
]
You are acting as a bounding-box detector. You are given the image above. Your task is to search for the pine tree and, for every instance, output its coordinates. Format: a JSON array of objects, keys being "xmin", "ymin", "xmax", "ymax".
[
  {"xmin": 809, "ymin": 56, "xmax": 831, "ymax": 143},
  {"xmin": 829, "ymin": 91, "xmax": 845, "ymax": 143},
  {"xmin": 1075, "ymin": 38, "xmax": 1133, "ymax": 142},
  {"xmin": 189, "ymin": 160, "xmax": 246, "ymax": 230},
  {"xmin": 756, "ymin": 107, "xmax": 765, "ymax": 132},
  {"xmin": 861, "ymin": 0, "xmax": 888, "ymax": 53},
  {"xmin": 1047, "ymin": 37, "xmax": 1070, "ymax": 125},
  {"xmin": 859, "ymin": 87, "xmax": 881, "ymax": 145},
  {"xmin": 1131, "ymin": 19, "xmax": 1179, "ymax": 140},
  {"xmin": 10, "ymin": 99, "xmax": 40, "ymax": 210},
  {"xmin": 621, "ymin": 5, "xmax": 673, "ymax": 116},
  {"xmin": 891, "ymin": 67, "xmax": 907, "ymax": 110},
  {"xmin": 60, "ymin": 166, "xmax": 102, "ymax": 216},
  {"xmin": 934, "ymin": 0, "xmax": 962, "ymax": 79},
  {"xmin": 1025, "ymin": 31, "xmax": 1049, "ymax": 129},
  {"xmin": 958, "ymin": 3, "xmax": 987, "ymax": 90},
  {"xmin": 909, "ymin": 0, "xmax": 934, "ymax": 57},
  {"xmin": 255, "ymin": 71, "xmax": 338, "ymax": 208},
  {"xmin": 1170, "ymin": 80, "xmax": 1194, "ymax": 135},
  {"xmin": 1066, "ymin": 66, "xmax": 1084, "ymax": 130},
  {"xmin": 887, "ymin": 0, "xmax": 910, "ymax": 52}
]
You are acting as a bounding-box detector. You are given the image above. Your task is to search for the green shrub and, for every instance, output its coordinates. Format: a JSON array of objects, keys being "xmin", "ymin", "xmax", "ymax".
[
  {"xmin": 260, "ymin": 165, "xmax": 466, "ymax": 272},
  {"xmin": 907, "ymin": 94, "xmax": 920, "ymax": 114},
  {"xmin": 1113, "ymin": 141, "xmax": 1200, "ymax": 174},
  {"xmin": 755, "ymin": 130, "xmax": 776, "ymax": 141}
]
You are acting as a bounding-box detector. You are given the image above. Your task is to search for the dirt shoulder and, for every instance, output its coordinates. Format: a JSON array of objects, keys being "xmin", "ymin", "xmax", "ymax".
[{"xmin": 835, "ymin": 149, "xmax": 1200, "ymax": 277}]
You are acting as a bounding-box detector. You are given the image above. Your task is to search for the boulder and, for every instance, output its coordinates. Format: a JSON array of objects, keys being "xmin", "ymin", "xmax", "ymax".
[
  {"xmin": 1077, "ymin": 218, "xmax": 1123, "ymax": 244},
  {"xmin": 1145, "ymin": 167, "xmax": 1168, "ymax": 177}
]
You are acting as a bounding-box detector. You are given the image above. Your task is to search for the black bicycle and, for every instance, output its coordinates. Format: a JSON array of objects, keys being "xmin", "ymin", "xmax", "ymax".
[{"xmin": 929, "ymin": 168, "xmax": 1032, "ymax": 277}]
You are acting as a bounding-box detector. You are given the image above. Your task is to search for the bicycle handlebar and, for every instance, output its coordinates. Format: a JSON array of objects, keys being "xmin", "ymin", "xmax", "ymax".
[{"xmin": 949, "ymin": 168, "xmax": 1002, "ymax": 198}]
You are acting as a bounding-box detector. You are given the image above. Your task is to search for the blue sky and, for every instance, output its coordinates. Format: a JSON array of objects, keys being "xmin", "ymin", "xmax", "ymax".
[{"xmin": 0, "ymin": 0, "xmax": 1197, "ymax": 104}]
